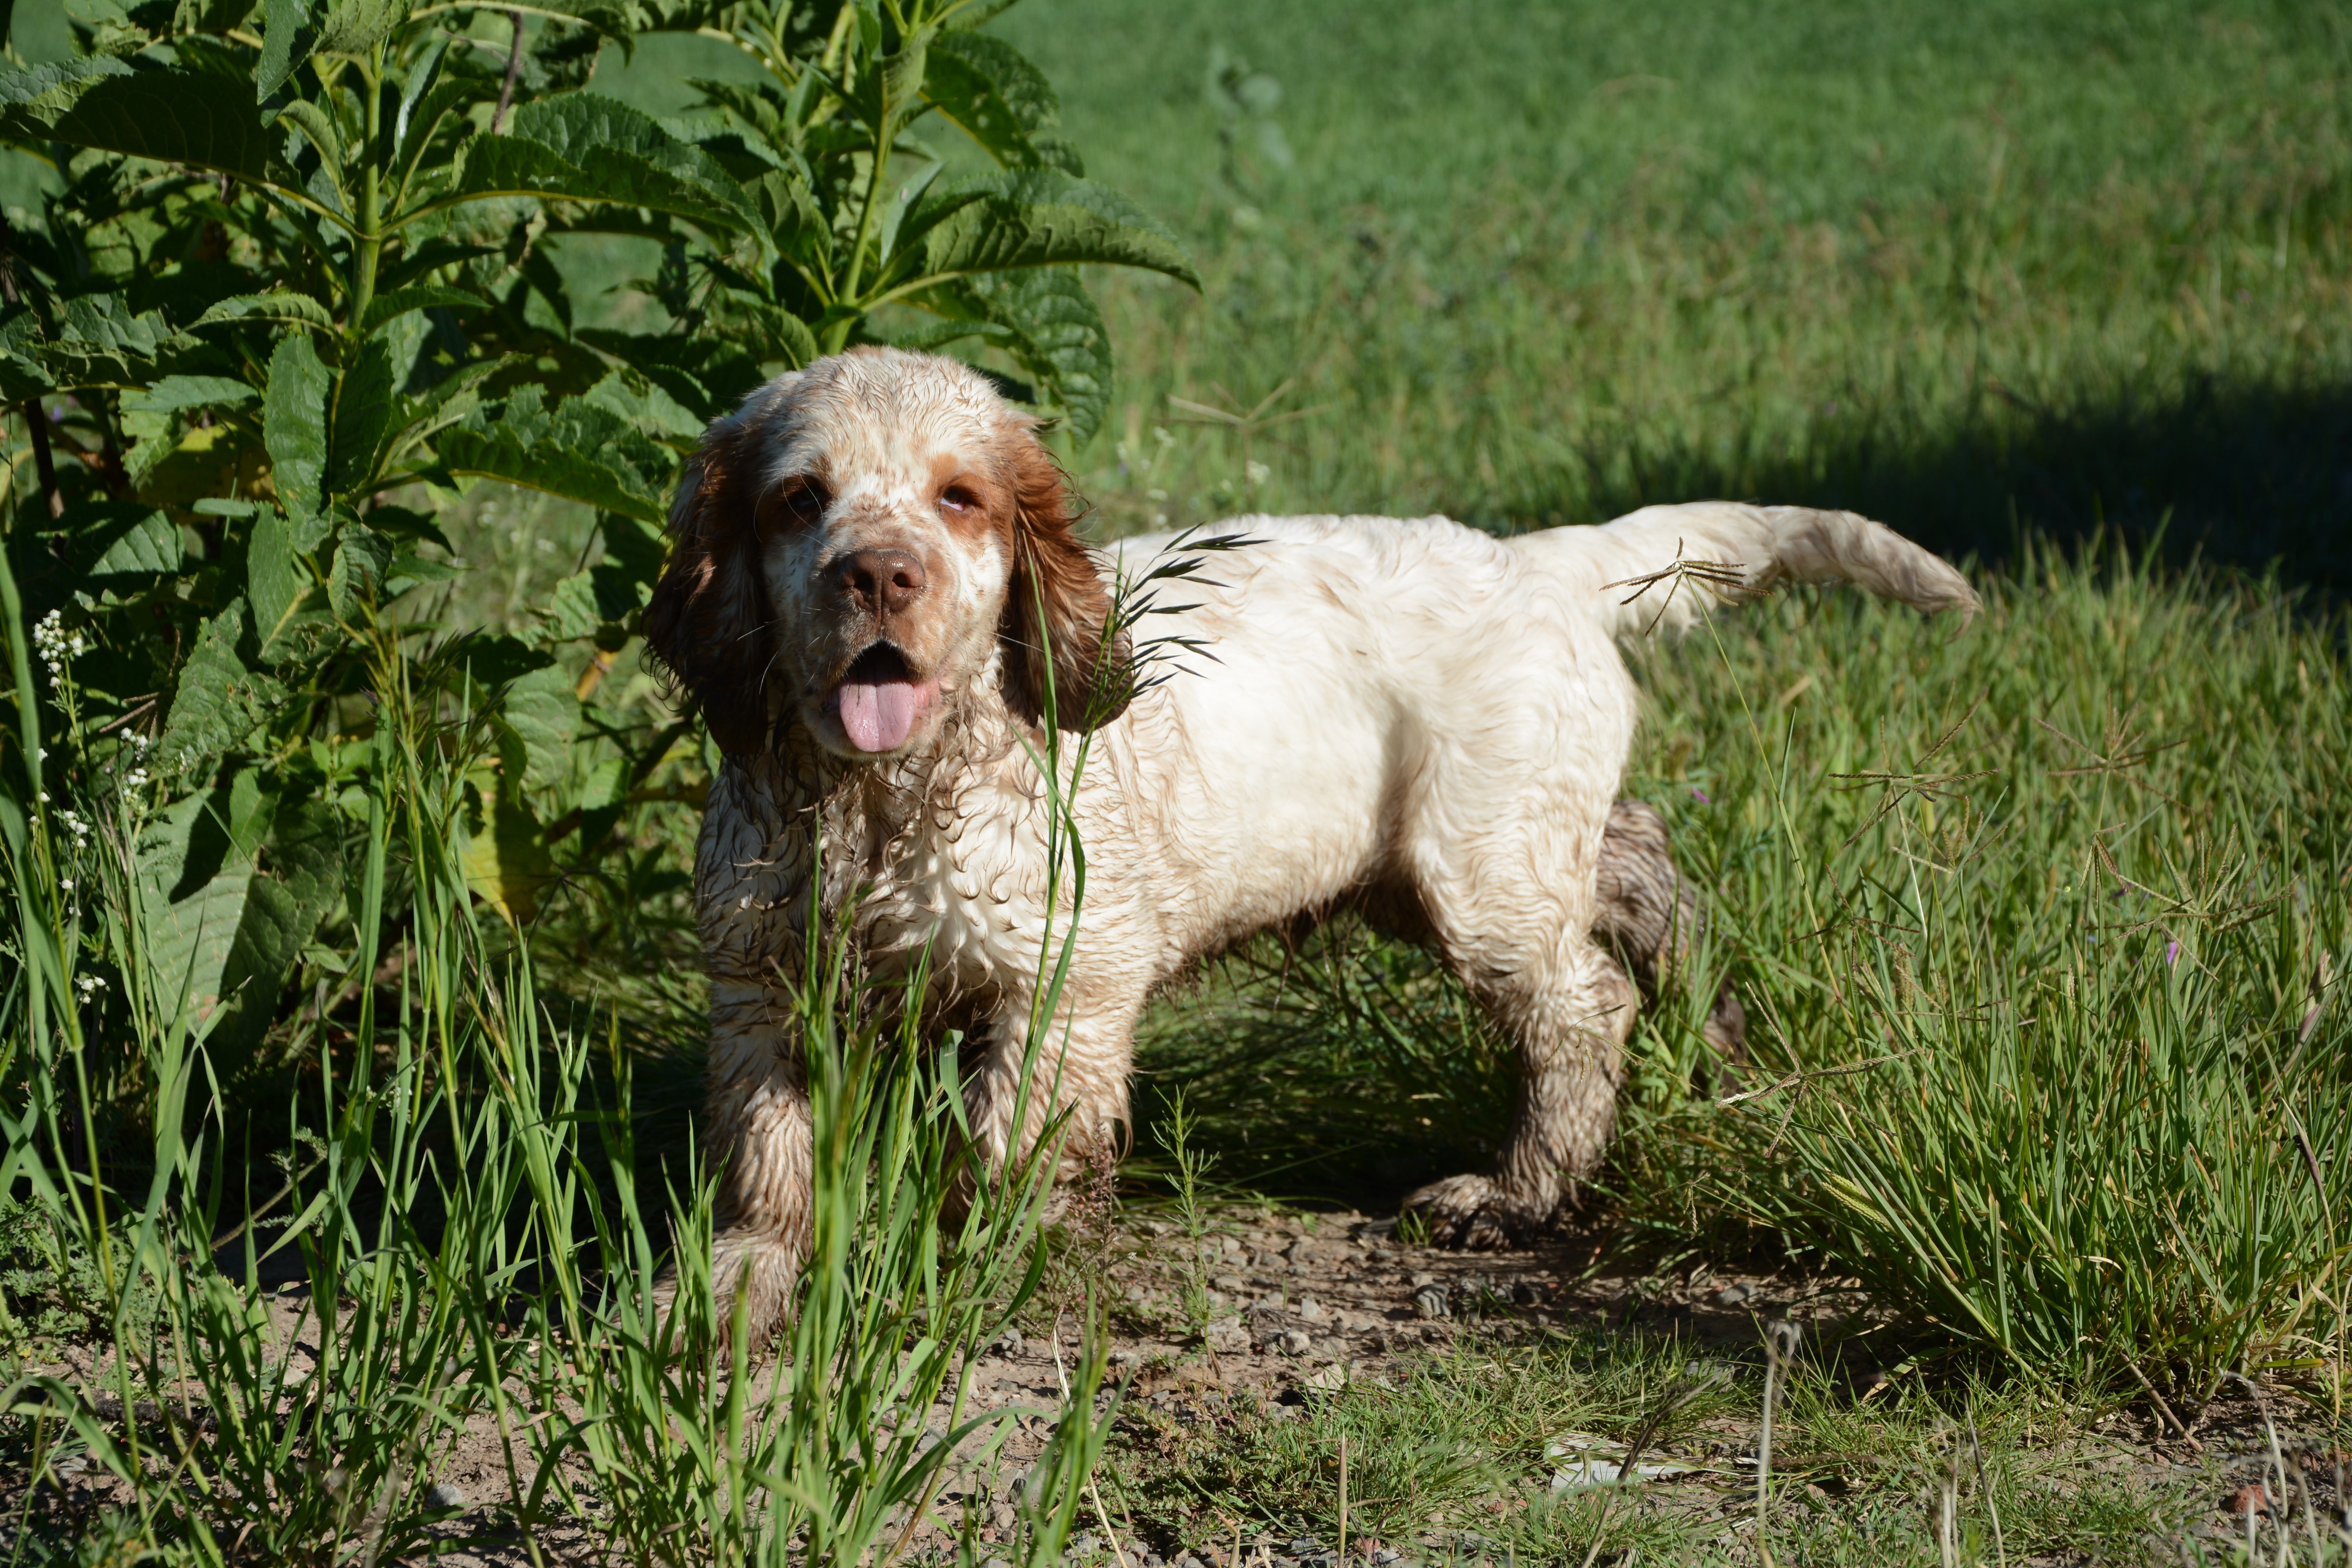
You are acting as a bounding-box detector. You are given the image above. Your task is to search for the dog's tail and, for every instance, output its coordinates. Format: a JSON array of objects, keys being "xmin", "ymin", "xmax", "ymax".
[{"xmin": 1513, "ymin": 501, "xmax": 1978, "ymax": 642}]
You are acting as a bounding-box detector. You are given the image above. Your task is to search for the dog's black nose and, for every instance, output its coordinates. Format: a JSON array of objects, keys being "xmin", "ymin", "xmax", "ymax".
[{"xmin": 832, "ymin": 548, "xmax": 927, "ymax": 617}]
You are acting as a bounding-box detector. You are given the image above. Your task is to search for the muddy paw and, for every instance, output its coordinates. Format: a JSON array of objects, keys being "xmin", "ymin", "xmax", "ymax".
[
  {"xmin": 1400, "ymin": 1174, "xmax": 1549, "ymax": 1250},
  {"xmin": 705, "ymin": 1230, "xmax": 803, "ymax": 1352}
]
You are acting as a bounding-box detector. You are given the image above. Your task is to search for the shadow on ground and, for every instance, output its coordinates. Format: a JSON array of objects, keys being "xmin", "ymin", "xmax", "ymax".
[{"xmin": 1525, "ymin": 374, "xmax": 2352, "ymax": 599}]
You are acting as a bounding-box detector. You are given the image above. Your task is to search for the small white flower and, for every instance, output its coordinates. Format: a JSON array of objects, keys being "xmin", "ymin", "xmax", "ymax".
[
  {"xmin": 75, "ymin": 974, "xmax": 104, "ymax": 1001},
  {"xmin": 31, "ymin": 609, "xmax": 87, "ymax": 674},
  {"xmin": 58, "ymin": 877, "xmax": 73, "ymax": 891}
]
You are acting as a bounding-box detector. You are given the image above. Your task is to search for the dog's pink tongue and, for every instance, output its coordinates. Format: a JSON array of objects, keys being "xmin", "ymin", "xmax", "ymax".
[{"xmin": 838, "ymin": 679, "xmax": 918, "ymax": 753}]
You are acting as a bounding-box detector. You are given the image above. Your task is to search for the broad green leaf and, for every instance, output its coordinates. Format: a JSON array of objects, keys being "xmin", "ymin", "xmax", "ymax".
[
  {"xmin": 502, "ymin": 661, "xmax": 580, "ymax": 792},
  {"xmin": 327, "ymin": 332, "xmax": 399, "ymax": 495},
  {"xmin": 77, "ymin": 504, "xmax": 185, "ymax": 578},
  {"xmin": 159, "ymin": 599, "xmax": 287, "ymax": 778},
  {"xmin": 459, "ymin": 770, "xmax": 552, "ymax": 926},
  {"xmin": 264, "ymin": 333, "xmax": 329, "ymax": 514},
  {"xmin": 315, "ymin": 0, "xmax": 407, "ymax": 56},
  {"xmin": 915, "ymin": 168, "xmax": 1199, "ymax": 289},
  {"xmin": 0, "ymin": 57, "xmax": 135, "ymax": 134},
  {"xmin": 0, "ymin": 327, "xmax": 54, "ymax": 405},
  {"xmin": 117, "ymin": 374, "xmax": 257, "ymax": 416},
  {"xmin": 924, "ymin": 32, "xmax": 1082, "ymax": 175},
  {"xmin": 969, "ymin": 266, "xmax": 1112, "ymax": 445},
  {"xmin": 246, "ymin": 504, "xmax": 312, "ymax": 662},
  {"xmin": 194, "ymin": 292, "xmax": 334, "ymax": 333},
  {"xmin": 271, "ymin": 96, "xmax": 343, "ymax": 174},
  {"xmin": 539, "ymin": 515, "xmax": 662, "ymax": 644},
  {"xmin": 3, "ymin": 55, "xmax": 293, "ymax": 188},
  {"xmin": 577, "ymin": 328, "xmax": 764, "ymax": 421},
  {"xmin": 211, "ymin": 788, "xmax": 342, "ymax": 1063},
  {"xmin": 447, "ymin": 93, "xmax": 761, "ymax": 239},
  {"xmin": 581, "ymin": 368, "xmax": 704, "ymax": 441},
  {"xmin": 327, "ymin": 523, "xmax": 391, "ymax": 619},
  {"xmin": 435, "ymin": 384, "xmax": 677, "ymax": 523},
  {"xmin": 21, "ymin": 296, "xmax": 199, "ymax": 390},
  {"xmin": 255, "ymin": 0, "xmax": 312, "ymax": 101},
  {"xmin": 136, "ymin": 773, "xmax": 341, "ymax": 1063},
  {"xmin": 136, "ymin": 780, "xmax": 259, "ymax": 1047},
  {"xmin": 358, "ymin": 285, "xmax": 482, "ymax": 336}
]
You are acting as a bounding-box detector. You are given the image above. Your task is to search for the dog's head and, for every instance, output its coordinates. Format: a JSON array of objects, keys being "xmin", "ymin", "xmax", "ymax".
[{"xmin": 644, "ymin": 347, "xmax": 1129, "ymax": 759}]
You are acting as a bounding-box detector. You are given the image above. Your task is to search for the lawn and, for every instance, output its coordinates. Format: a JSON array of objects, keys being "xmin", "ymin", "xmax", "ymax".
[{"xmin": 3, "ymin": 0, "xmax": 2350, "ymax": 1562}]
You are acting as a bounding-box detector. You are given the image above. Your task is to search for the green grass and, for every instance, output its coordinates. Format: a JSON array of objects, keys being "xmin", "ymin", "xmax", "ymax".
[
  {"xmin": 1105, "ymin": 1327, "xmax": 2208, "ymax": 1566},
  {"xmin": 11, "ymin": 0, "xmax": 2352, "ymax": 1560}
]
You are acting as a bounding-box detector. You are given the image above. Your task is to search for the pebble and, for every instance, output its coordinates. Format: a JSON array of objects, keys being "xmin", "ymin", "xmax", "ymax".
[
  {"xmin": 1411, "ymin": 1283, "xmax": 1450, "ymax": 1319},
  {"xmin": 1279, "ymin": 1328, "xmax": 1312, "ymax": 1355},
  {"xmin": 425, "ymin": 1481, "xmax": 465, "ymax": 1510},
  {"xmin": 1711, "ymin": 1283, "xmax": 1755, "ymax": 1306}
]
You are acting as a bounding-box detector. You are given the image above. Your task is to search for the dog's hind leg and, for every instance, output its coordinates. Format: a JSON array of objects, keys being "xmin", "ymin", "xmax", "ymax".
[
  {"xmin": 1590, "ymin": 800, "xmax": 1746, "ymax": 1073},
  {"xmin": 1405, "ymin": 930, "xmax": 1640, "ymax": 1249}
]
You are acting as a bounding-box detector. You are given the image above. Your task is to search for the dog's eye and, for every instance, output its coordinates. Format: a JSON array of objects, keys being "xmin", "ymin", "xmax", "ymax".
[
  {"xmin": 760, "ymin": 477, "xmax": 831, "ymax": 536},
  {"xmin": 938, "ymin": 485, "xmax": 978, "ymax": 514}
]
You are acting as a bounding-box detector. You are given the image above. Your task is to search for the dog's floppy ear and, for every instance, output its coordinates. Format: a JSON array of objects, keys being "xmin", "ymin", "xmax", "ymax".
[
  {"xmin": 999, "ymin": 428, "xmax": 1131, "ymax": 733},
  {"xmin": 644, "ymin": 408, "xmax": 778, "ymax": 756}
]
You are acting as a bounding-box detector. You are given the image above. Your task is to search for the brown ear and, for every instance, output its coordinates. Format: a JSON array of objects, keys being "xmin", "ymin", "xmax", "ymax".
[
  {"xmin": 999, "ymin": 433, "xmax": 1131, "ymax": 733},
  {"xmin": 643, "ymin": 417, "xmax": 776, "ymax": 756}
]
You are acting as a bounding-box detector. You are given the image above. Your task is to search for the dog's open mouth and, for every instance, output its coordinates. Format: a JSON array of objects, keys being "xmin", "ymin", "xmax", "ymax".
[{"xmin": 828, "ymin": 642, "xmax": 932, "ymax": 753}]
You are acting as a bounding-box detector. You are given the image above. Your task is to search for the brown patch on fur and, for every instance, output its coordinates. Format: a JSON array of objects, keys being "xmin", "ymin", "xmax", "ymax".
[
  {"xmin": 644, "ymin": 419, "xmax": 777, "ymax": 755},
  {"xmin": 997, "ymin": 430, "xmax": 1132, "ymax": 732}
]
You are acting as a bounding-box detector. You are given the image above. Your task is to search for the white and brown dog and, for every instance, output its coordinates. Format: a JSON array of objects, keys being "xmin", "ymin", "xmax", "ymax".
[{"xmin": 644, "ymin": 346, "xmax": 1975, "ymax": 1343}]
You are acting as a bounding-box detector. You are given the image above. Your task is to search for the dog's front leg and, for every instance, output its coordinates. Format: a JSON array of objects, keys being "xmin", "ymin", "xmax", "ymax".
[
  {"xmin": 702, "ymin": 976, "xmax": 811, "ymax": 1348},
  {"xmin": 958, "ymin": 987, "xmax": 1140, "ymax": 1214}
]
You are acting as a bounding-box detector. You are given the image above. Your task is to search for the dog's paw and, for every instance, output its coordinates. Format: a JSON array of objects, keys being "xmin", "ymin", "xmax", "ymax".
[
  {"xmin": 706, "ymin": 1230, "xmax": 802, "ymax": 1351},
  {"xmin": 1400, "ymin": 1174, "xmax": 1549, "ymax": 1250}
]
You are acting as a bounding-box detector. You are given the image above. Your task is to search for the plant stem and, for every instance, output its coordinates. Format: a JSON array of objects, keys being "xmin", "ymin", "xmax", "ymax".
[
  {"xmin": 492, "ymin": 11, "xmax": 525, "ymax": 133},
  {"xmin": 350, "ymin": 45, "xmax": 388, "ymax": 336}
]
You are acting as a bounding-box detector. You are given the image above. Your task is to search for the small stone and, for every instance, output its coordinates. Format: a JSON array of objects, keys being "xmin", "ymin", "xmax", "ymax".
[
  {"xmin": 1510, "ymin": 1281, "xmax": 1545, "ymax": 1307},
  {"xmin": 1279, "ymin": 1328, "xmax": 1312, "ymax": 1355},
  {"xmin": 1296, "ymin": 1294, "xmax": 1325, "ymax": 1321},
  {"xmin": 1407, "ymin": 1270, "xmax": 1437, "ymax": 1288},
  {"xmin": 1711, "ymin": 1283, "xmax": 1755, "ymax": 1307},
  {"xmin": 425, "ymin": 1481, "xmax": 465, "ymax": 1510},
  {"xmin": 1212, "ymin": 1274, "xmax": 1247, "ymax": 1292},
  {"xmin": 996, "ymin": 1329, "xmax": 1027, "ymax": 1354},
  {"xmin": 1412, "ymin": 1283, "xmax": 1450, "ymax": 1319},
  {"xmin": 2225, "ymin": 1483, "xmax": 2273, "ymax": 1518}
]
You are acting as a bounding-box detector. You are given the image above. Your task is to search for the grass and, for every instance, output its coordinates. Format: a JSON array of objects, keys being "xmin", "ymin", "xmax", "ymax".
[
  {"xmin": 8, "ymin": 0, "xmax": 2352, "ymax": 1560},
  {"xmin": 1104, "ymin": 1325, "xmax": 2210, "ymax": 1566}
]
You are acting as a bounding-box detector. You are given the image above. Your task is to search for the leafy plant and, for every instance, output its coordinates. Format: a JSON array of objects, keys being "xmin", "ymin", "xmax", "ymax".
[{"xmin": 0, "ymin": 0, "xmax": 1194, "ymax": 1129}]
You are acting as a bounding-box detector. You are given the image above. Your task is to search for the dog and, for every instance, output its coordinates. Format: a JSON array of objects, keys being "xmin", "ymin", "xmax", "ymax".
[{"xmin": 643, "ymin": 347, "xmax": 1976, "ymax": 1342}]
